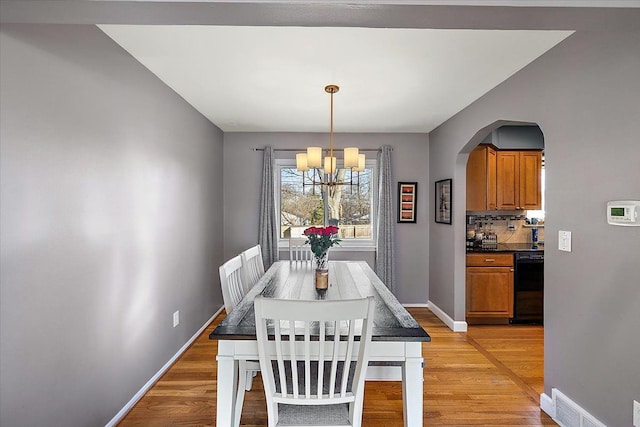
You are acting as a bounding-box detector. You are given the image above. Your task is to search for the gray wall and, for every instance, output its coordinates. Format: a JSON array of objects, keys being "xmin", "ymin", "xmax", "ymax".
[
  {"xmin": 223, "ymin": 132, "xmax": 429, "ymax": 304},
  {"xmin": 429, "ymin": 29, "xmax": 640, "ymax": 427},
  {"xmin": 0, "ymin": 24, "xmax": 224, "ymax": 426}
]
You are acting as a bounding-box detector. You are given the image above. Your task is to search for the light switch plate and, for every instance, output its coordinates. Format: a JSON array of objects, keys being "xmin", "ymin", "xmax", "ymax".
[
  {"xmin": 173, "ymin": 310, "xmax": 180, "ymax": 328},
  {"xmin": 559, "ymin": 230, "xmax": 572, "ymax": 252},
  {"xmin": 634, "ymin": 400, "xmax": 639, "ymax": 427}
]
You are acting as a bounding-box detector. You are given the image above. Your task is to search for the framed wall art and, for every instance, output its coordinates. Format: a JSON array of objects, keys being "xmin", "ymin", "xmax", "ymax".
[
  {"xmin": 435, "ymin": 178, "xmax": 452, "ymax": 224},
  {"xmin": 397, "ymin": 182, "xmax": 417, "ymax": 223}
]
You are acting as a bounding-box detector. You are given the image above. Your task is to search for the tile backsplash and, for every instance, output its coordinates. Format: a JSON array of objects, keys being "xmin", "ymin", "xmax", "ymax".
[{"xmin": 467, "ymin": 211, "xmax": 545, "ymax": 244}]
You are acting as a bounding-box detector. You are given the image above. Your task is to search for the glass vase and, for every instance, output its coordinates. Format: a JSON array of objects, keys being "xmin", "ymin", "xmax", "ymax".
[
  {"xmin": 314, "ymin": 268, "xmax": 329, "ymax": 290},
  {"xmin": 314, "ymin": 253, "xmax": 329, "ymax": 290}
]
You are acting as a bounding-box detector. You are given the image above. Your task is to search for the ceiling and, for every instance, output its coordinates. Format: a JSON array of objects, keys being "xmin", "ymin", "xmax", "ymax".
[
  {"xmin": 6, "ymin": 0, "xmax": 634, "ymax": 134},
  {"xmin": 99, "ymin": 25, "xmax": 572, "ymax": 132}
]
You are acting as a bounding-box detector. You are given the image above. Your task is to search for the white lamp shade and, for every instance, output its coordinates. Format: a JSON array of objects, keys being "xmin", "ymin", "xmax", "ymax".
[
  {"xmin": 354, "ymin": 153, "xmax": 366, "ymax": 172},
  {"xmin": 296, "ymin": 153, "xmax": 309, "ymax": 172},
  {"xmin": 324, "ymin": 156, "xmax": 337, "ymax": 174},
  {"xmin": 307, "ymin": 147, "xmax": 322, "ymax": 168},
  {"xmin": 344, "ymin": 147, "xmax": 359, "ymax": 168}
]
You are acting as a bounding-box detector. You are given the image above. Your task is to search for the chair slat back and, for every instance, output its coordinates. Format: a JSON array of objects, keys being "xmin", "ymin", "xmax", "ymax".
[
  {"xmin": 255, "ymin": 297, "xmax": 374, "ymax": 410},
  {"xmin": 219, "ymin": 255, "xmax": 246, "ymax": 313},
  {"xmin": 241, "ymin": 244, "xmax": 265, "ymax": 291},
  {"xmin": 289, "ymin": 238, "xmax": 312, "ymax": 264}
]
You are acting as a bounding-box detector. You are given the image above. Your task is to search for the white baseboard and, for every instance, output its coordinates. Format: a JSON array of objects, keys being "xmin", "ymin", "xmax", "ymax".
[
  {"xmin": 105, "ymin": 306, "xmax": 224, "ymax": 427},
  {"xmin": 540, "ymin": 392, "xmax": 555, "ymax": 418},
  {"xmin": 549, "ymin": 388, "xmax": 607, "ymax": 427},
  {"xmin": 402, "ymin": 303, "xmax": 429, "ymax": 308},
  {"xmin": 427, "ymin": 300, "xmax": 467, "ymax": 332}
]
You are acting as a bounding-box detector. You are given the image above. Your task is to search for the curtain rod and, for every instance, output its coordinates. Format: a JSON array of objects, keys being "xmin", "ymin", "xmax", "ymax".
[{"xmin": 252, "ymin": 148, "xmax": 387, "ymax": 152}]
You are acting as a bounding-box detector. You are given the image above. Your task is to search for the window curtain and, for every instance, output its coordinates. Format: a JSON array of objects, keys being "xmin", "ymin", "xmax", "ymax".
[
  {"xmin": 376, "ymin": 145, "xmax": 395, "ymax": 293},
  {"xmin": 259, "ymin": 146, "xmax": 278, "ymax": 269}
]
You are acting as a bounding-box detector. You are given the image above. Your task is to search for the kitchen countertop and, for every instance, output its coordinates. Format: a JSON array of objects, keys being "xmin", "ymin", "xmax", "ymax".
[{"xmin": 467, "ymin": 242, "xmax": 544, "ymax": 253}]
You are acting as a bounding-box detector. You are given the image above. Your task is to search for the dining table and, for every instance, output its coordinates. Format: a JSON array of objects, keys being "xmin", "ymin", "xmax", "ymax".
[{"xmin": 209, "ymin": 260, "xmax": 431, "ymax": 427}]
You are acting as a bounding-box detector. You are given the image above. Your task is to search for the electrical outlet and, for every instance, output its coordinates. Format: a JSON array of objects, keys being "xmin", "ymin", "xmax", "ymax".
[
  {"xmin": 173, "ymin": 310, "xmax": 179, "ymax": 328},
  {"xmin": 558, "ymin": 230, "xmax": 572, "ymax": 252},
  {"xmin": 507, "ymin": 221, "xmax": 516, "ymax": 231},
  {"xmin": 633, "ymin": 400, "xmax": 639, "ymax": 427}
]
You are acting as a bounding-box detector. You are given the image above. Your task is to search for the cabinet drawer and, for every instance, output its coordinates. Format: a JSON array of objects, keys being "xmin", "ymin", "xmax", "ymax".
[{"xmin": 466, "ymin": 253, "xmax": 513, "ymax": 267}]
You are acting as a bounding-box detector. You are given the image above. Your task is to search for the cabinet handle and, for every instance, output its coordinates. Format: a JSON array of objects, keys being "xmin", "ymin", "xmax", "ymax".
[
  {"xmin": 485, "ymin": 259, "xmax": 495, "ymax": 262},
  {"xmin": 510, "ymin": 268, "xmax": 515, "ymax": 272}
]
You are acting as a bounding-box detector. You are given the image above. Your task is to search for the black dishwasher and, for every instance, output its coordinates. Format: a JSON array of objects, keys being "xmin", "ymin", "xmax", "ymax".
[{"xmin": 510, "ymin": 252, "xmax": 544, "ymax": 324}]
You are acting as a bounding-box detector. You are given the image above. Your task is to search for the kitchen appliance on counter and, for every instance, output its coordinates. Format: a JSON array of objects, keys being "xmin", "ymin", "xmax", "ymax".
[{"xmin": 511, "ymin": 251, "xmax": 544, "ymax": 324}]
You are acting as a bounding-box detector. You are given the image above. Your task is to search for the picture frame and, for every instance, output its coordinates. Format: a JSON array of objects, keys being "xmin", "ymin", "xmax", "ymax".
[
  {"xmin": 397, "ymin": 182, "xmax": 417, "ymax": 223},
  {"xmin": 435, "ymin": 179, "xmax": 452, "ymax": 224}
]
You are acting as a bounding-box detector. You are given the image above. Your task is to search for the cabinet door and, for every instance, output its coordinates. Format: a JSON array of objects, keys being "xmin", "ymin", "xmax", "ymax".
[
  {"xmin": 496, "ymin": 151, "xmax": 519, "ymax": 210},
  {"xmin": 466, "ymin": 146, "xmax": 487, "ymax": 210},
  {"xmin": 466, "ymin": 145, "xmax": 497, "ymax": 210},
  {"xmin": 466, "ymin": 267, "xmax": 514, "ymax": 318},
  {"xmin": 519, "ymin": 151, "xmax": 542, "ymax": 210}
]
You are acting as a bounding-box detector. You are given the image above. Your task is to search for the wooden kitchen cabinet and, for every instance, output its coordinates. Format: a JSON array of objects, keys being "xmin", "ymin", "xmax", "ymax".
[
  {"xmin": 496, "ymin": 150, "xmax": 542, "ymax": 210},
  {"xmin": 519, "ymin": 151, "xmax": 543, "ymax": 210},
  {"xmin": 466, "ymin": 144, "xmax": 497, "ymax": 210},
  {"xmin": 466, "ymin": 253, "xmax": 514, "ymax": 324}
]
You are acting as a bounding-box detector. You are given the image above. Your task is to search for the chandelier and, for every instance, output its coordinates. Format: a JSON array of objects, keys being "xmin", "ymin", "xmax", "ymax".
[{"xmin": 295, "ymin": 85, "xmax": 365, "ymax": 191}]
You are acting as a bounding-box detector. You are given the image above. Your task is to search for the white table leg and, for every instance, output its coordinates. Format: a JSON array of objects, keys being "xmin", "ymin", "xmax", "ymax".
[
  {"xmin": 402, "ymin": 342, "xmax": 424, "ymax": 427},
  {"xmin": 216, "ymin": 341, "xmax": 238, "ymax": 427}
]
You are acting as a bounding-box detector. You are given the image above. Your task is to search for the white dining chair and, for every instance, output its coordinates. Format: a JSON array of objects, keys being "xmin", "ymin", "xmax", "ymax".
[
  {"xmin": 241, "ymin": 244, "xmax": 265, "ymax": 291},
  {"xmin": 254, "ymin": 296, "xmax": 375, "ymax": 427},
  {"xmin": 288, "ymin": 238, "xmax": 312, "ymax": 265},
  {"xmin": 219, "ymin": 255, "xmax": 247, "ymax": 314},
  {"xmin": 219, "ymin": 255, "xmax": 261, "ymax": 427}
]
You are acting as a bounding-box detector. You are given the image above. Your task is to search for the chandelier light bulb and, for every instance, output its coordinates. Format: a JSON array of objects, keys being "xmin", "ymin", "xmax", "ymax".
[
  {"xmin": 296, "ymin": 153, "xmax": 309, "ymax": 172},
  {"xmin": 354, "ymin": 153, "xmax": 366, "ymax": 172},
  {"xmin": 344, "ymin": 147, "xmax": 359, "ymax": 168},
  {"xmin": 324, "ymin": 156, "xmax": 337, "ymax": 174},
  {"xmin": 307, "ymin": 147, "xmax": 322, "ymax": 168}
]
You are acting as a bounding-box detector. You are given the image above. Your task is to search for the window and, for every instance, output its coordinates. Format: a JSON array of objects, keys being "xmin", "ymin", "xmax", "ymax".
[{"xmin": 277, "ymin": 160, "xmax": 376, "ymax": 246}]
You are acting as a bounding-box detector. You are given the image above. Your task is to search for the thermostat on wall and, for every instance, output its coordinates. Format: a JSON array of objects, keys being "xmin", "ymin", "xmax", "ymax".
[{"xmin": 607, "ymin": 201, "xmax": 640, "ymax": 226}]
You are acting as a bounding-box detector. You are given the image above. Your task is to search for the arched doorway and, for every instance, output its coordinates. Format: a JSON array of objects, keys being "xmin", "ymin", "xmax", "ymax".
[
  {"xmin": 456, "ymin": 119, "xmax": 545, "ymax": 317},
  {"xmin": 456, "ymin": 119, "xmax": 546, "ymax": 398}
]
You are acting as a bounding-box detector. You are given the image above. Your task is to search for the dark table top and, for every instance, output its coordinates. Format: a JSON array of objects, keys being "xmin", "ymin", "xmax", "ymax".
[
  {"xmin": 210, "ymin": 261, "xmax": 431, "ymax": 342},
  {"xmin": 467, "ymin": 242, "xmax": 544, "ymax": 253}
]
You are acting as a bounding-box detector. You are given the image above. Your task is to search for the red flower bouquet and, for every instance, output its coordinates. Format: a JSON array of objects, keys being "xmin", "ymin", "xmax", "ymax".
[{"xmin": 303, "ymin": 226, "xmax": 341, "ymax": 269}]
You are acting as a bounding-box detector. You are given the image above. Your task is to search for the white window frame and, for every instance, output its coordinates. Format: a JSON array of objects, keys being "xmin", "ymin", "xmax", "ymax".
[{"xmin": 275, "ymin": 158, "xmax": 378, "ymax": 251}]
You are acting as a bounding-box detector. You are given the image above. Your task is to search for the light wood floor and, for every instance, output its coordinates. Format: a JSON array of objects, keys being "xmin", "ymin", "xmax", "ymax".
[{"xmin": 118, "ymin": 308, "xmax": 556, "ymax": 426}]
